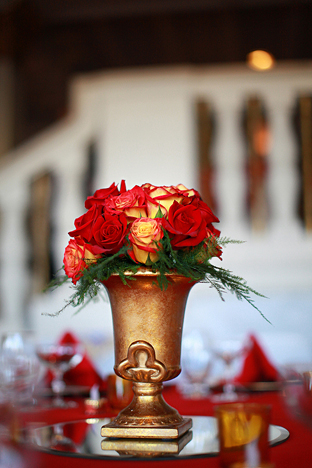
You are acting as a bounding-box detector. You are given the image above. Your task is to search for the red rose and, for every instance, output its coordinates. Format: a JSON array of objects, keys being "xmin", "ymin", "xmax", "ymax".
[
  {"xmin": 63, "ymin": 239, "xmax": 100, "ymax": 284},
  {"xmin": 187, "ymin": 198, "xmax": 220, "ymax": 225},
  {"xmin": 197, "ymin": 228, "xmax": 222, "ymax": 261},
  {"xmin": 105, "ymin": 186, "xmax": 147, "ymax": 221},
  {"xmin": 68, "ymin": 205, "xmax": 103, "ymax": 243},
  {"xmin": 91, "ymin": 212, "xmax": 128, "ymax": 254},
  {"xmin": 162, "ymin": 201, "xmax": 208, "ymax": 248},
  {"xmin": 85, "ymin": 181, "xmax": 126, "ymax": 209},
  {"xmin": 207, "ymin": 223, "xmax": 221, "ymax": 239}
]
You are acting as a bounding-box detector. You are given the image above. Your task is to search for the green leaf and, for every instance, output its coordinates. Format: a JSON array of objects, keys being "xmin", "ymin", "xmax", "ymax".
[
  {"xmin": 154, "ymin": 205, "xmax": 164, "ymax": 218},
  {"xmin": 46, "ymin": 235, "xmax": 268, "ymax": 321}
]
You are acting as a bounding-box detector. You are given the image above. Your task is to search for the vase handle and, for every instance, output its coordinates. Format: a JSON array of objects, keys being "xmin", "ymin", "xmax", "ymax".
[{"xmin": 116, "ymin": 340, "xmax": 168, "ymax": 383}]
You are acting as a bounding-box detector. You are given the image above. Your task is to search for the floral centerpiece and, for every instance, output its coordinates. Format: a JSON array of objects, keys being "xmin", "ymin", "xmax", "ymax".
[{"xmin": 52, "ymin": 181, "xmax": 264, "ymax": 318}]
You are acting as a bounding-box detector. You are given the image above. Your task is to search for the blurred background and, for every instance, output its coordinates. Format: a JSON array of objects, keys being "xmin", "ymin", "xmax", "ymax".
[{"xmin": 0, "ymin": 0, "xmax": 312, "ymax": 374}]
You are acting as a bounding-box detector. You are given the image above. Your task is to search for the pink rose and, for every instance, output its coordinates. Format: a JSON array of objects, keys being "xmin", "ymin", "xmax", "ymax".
[
  {"xmin": 128, "ymin": 218, "xmax": 163, "ymax": 264},
  {"xmin": 63, "ymin": 239, "xmax": 100, "ymax": 284},
  {"xmin": 105, "ymin": 186, "xmax": 147, "ymax": 221}
]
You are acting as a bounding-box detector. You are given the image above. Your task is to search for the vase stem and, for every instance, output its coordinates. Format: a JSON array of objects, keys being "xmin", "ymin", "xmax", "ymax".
[{"xmin": 101, "ymin": 380, "xmax": 192, "ymax": 439}]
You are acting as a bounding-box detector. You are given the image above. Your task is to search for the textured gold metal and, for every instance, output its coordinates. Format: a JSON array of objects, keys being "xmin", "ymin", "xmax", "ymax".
[
  {"xmin": 101, "ymin": 430, "xmax": 193, "ymax": 456},
  {"xmin": 101, "ymin": 417, "xmax": 192, "ymax": 439},
  {"xmin": 117, "ymin": 340, "xmax": 167, "ymax": 382},
  {"xmin": 101, "ymin": 381, "xmax": 192, "ymax": 438},
  {"xmin": 101, "ymin": 269, "xmax": 196, "ymax": 439}
]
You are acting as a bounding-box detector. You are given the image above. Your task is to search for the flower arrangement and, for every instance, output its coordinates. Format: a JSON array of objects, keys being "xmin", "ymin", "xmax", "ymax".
[{"xmin": 53, "ymin": 181, "xmax": 265, "ymax": 317}]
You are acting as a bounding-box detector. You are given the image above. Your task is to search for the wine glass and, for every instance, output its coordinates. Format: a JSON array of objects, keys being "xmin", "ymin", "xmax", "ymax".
[
  {"xmin": 49, "ymin": 423, "xmax": 78, "ymax": 452},
  {"xmin": 0, "ymin": 332, "xmax": 42, "ymax": 408},
  {"xmin": 36, "ymin": 342, "xmax": 83, "ymax": 408},
  {"xmin": 282, "ymin": 366, "xmax": 312, "ymax": 430},
  {"xmin": 211, "ymin": 338, "xmax": 247, "ymax": 402},
  {"xmin": 179, "ymin": 330, "xmax": 212, "ymax": 398}
]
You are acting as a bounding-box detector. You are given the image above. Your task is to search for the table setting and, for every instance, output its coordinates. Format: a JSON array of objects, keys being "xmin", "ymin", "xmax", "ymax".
[{"xmin": 1, "ymin": 326, "xmax": 312, "ymax": 468}]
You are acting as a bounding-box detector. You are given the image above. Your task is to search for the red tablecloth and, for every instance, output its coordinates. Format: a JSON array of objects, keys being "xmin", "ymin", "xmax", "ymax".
[{"xmin": 14, "ymin": 385, "xmax": 312, "ymax": 468}]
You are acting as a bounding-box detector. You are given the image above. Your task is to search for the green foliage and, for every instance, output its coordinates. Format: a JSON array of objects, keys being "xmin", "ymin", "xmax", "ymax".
[{"xmin": 46, "ymin": 233, "xmax": 267, "ymax": 320}]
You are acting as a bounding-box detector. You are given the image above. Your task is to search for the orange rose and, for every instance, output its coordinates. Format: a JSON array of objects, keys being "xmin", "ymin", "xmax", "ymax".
[
  {"xmin": 63, "ymin": 239, "xmax": 100, "ymax": 284},
  {"xmin": 142, "ymin": 184, "xmax": 185, "ymax": 218},
  {"xmin": 175, "ymin": 184, "xmax": 199, "ymax": 198},
  {"xmin": 128, "ymin": 218, "xmax": 163, "ymax": 264}
]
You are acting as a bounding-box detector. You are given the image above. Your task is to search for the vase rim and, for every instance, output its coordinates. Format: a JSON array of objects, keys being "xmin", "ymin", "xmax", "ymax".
[
  {"xmin": 107, "ymin": 268, "xmax": 201, "ymax": 281},
  {"xmin": 115, "ymin": 268, "xmax": 181, "ymax": 277}
]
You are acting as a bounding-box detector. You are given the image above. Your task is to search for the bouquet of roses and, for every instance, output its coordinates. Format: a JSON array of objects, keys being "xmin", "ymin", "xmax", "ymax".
[{"xmin": 54, "ymin": 181, "xmax": 265, "ymax": 317}]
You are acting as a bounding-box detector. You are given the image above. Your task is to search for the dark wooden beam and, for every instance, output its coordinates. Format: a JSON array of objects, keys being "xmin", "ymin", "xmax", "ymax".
[
  {"xmin": 29, "ymin": 0, "xmax": 312, "ymax": 23},
  {"xmin": 1, "ymin": 0, "xmax": 312, "ymax": 146}
]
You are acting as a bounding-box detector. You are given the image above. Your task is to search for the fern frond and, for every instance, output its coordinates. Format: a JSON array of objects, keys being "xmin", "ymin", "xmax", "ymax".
[{"xmin": 47, "ymin": 233, "xmax": 267, "ymax": 320}]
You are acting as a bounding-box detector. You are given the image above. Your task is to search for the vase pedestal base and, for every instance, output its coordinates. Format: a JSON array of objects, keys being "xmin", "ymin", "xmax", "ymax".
[
  {"xmin": 101, "ymin": 429, "xmax": 193, "ymax": 456},
  {"xmin": 101, "ymin": 382, "xmax": 192, "ymax": 439},
  {"xmin": 101, "ymin": 417, "xmax": 192, "ymax": 439}
]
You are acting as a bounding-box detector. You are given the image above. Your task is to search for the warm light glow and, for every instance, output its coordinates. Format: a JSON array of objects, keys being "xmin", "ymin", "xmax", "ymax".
[
  {"xmin": 247, "ymin": 50, "xmax": 275, "ymax": 71},
  {"xmin": 86, "ymin": 418, "xmax": 100, "ymax": 424}
]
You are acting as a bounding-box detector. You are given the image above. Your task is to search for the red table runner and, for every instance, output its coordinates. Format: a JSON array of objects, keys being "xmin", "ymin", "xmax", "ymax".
[{"xmin": 15, "ymin": 385, "xmax": 312, "ymax": 468}]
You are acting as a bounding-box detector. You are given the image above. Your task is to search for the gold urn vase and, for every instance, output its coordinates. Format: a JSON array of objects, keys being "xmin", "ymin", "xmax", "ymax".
[{"xmin": 100, "ymin": 269, "xmax": 196, "ymax": 439}]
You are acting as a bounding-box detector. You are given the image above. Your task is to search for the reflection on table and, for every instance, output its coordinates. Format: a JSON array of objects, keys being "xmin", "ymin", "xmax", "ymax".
[{"xmin": 1, "ymin": 381, "xmax": 312, "ymax": 468}]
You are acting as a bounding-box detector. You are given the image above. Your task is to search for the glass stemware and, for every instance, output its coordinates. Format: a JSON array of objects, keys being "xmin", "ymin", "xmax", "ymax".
[
  {"xmin": 36, "ymin": 342, "xmax": 83, "ymax": 408},
  {"xmin": 211, "ymin": 338, "xmax": 247, "ymax": 402},
  {"xmin": 179, "ymin": 330, "xmax": 212, "ymax": 398},
  {"xmin": 49, "ymin": 423, "xmax": 78, "ymax": 452},
  {"xmin": 0, "ymin": 332, "xmax": 42, "ymax": 409},
  {"xmin": 282, "ymin": 367, "xmax": 312, "ymax": 430}
]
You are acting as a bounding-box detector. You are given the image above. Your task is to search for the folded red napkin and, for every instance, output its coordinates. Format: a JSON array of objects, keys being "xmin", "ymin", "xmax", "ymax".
[
  {"xmin": 234, "ymin": 334, "xmax": 280, "ymax": 384},
  {"xmin": 46, "ymin": 331, "xmax": 106, "ymax": 391}
]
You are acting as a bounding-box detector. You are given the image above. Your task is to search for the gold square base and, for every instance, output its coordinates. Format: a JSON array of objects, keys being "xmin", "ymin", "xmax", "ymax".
[
  {"xmin": 101, "ymin": 430, "xmax": 193, "ymax": 456},
  {"xmin": 101, "ymin": 417, "xmax": 192, "ymax": 439}
]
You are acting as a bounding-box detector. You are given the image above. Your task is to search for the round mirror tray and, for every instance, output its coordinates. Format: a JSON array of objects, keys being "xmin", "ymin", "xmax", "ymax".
[{"xmin": 29, "ymin": 416, "xmax": 289, "ymax": 460}]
